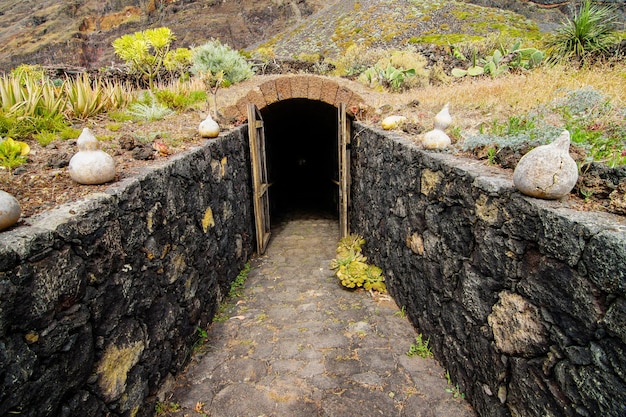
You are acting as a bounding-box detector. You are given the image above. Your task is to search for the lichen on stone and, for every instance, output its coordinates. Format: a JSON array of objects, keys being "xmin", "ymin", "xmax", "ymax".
[
  {"xmin": 202, "ymin": 207, "xmax": 215, "ymax": 233},
  {"xmin": 96, "ymin": 341, "xmax": 145, "ymax": 402},
  {"xmin": 488, "ymin": 291, "xmax": 548, "ymax": 357},
  {"xmin": 420, "ymin": 169, "xmax": 443, "ymax": 196}
]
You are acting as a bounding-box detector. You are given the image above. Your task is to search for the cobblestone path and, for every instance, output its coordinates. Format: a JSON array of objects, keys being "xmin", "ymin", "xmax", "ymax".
[{"xmin": 160, "ymin": 214, "xmax": 476, "ymax": 417}]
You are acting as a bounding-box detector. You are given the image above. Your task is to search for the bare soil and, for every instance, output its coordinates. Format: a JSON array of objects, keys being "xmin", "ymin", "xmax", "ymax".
[{"xmin": 1, "ymin": 111, "xmax": 206, "ymax": 222}]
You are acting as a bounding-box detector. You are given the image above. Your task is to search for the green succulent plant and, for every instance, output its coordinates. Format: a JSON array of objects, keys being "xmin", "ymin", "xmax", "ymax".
[
  {"xmin": 331, "ymin": 234, "xmax": 386, "ymax": 293},
  {"xmin": 113, "ymin": 27, "xmax": 177, "ymax": 89},
  {"xmin": 0, "ymin": 137, "xmax": 30, "ymax": 174},
  {"xmin": 452, "ymin": 43, "xmax": 544, "ymax": 78}
]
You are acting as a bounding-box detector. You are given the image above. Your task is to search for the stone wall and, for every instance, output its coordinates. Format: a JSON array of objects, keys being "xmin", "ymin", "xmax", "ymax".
[
  {"xmin": 0, "ymin": 127, "xmax": 254, "ymax": 417},
  {"xmin": 350, "ymin": 124, "xmax": 626, "ymax": 417}
]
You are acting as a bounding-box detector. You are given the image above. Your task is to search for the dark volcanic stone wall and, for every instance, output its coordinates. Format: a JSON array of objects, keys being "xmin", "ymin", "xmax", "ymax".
[
  {"xmin": 350, "ymin": 124, "xmax": 626, "ymax": 417},
  {"xmin": 0, "ymin": 127, "xmax": 254, "ymax": 417}
]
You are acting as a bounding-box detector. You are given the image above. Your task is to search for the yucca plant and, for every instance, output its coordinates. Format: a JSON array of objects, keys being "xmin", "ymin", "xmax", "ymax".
[
  {"xmin": 102, "ymin": 80, "xmax": 135, "ymax": 110},
  {"xmin": 546, "ymin": 0, "xmax": 618, "ymax": 64}
]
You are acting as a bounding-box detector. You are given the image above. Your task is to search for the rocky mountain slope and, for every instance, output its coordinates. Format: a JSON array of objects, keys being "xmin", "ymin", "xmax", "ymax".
[{"xmin": 0, "ymin": 0, "xmax": 623, "ymax": 72}]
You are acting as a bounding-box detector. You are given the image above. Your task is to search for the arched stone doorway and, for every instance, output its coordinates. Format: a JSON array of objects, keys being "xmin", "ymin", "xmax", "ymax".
[
  {"xmin": 225, "ymin": 75, "xmax": 367, "ymax": 253},
  {"xmin": 261, "ymin": 98, "xmax": 338, "ymax": 218}
]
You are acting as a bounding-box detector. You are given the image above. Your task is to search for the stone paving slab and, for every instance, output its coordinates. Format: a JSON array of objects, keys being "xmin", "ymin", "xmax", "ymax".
[{"xmin": 159, "ymin": 214, "xmax": 476, "ymax": 417}]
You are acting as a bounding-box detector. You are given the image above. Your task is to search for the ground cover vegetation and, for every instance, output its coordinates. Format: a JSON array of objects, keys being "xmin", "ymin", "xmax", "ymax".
[{"xmin": 0, "ymin": 0, "xmax": 624, "ymax": 219}]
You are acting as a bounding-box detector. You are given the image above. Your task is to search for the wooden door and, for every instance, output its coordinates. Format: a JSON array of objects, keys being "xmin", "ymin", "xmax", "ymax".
[
  {"xmin": 338, "ymin": 103, "xmax": 350, "ymax": 238},
  {"xmin": 248, "ymin": 104, "xmax": 271, "ymax": 255}
]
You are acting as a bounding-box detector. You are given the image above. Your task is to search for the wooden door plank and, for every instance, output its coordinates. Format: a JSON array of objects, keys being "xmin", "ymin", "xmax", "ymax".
[
  {"xmin": 338, "ymin": 103, "xmax": 350, "ymax": 238},
  {"xmin": 248, "ymin": 104, "xmax": 271, "ymax": 254}
]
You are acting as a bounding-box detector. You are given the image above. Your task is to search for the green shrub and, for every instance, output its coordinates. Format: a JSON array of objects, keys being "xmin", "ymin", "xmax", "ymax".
[
  {"xmin": 463, "ymin": 87, "xmax": 625, "ymax": 168},
  {"xmin": 163, "ymin": 47, "xmax": 193, "ymax": 75},
  {"xmin": 546, "ymin": 0, "xmax": 618, "ymax": 64},
  {"xmin": 0, "ymin": 111, "xmax": 68, "ymax": 140},
  {"xmin": 10, "ymin": 64, "xmax": 46, "ymax": 83},
  {"xmin": 190, "ymin": 39, "xmax": 253, "ymax": 117},
  {"xmin": 154, "ymin": 88, "xmax": 206, "ymax": 110},
  {"xmin": 59, "ymin": 126, "xmax": 81, "ymax": 140},
  {"xmin": 329, "ymin": 44, "xmax": 387, "ymax": 76},
  {"xmin": 381, "ymin": 50, "xmax": 429, "ymax": 88},
  {"xmin": 34, "ymin": 131, "xmax": 57, "ymax": 146},
  {"xmin": 190, "ymin": 39, "xmax": 254, "ymax": 85},
  {"xmin": 554, "ymin": 87, "xmax": 626, "ymax": 167}
]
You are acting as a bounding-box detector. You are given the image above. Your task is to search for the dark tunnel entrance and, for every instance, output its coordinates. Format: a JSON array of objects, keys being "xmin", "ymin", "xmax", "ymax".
[{"xmin": 260, "ymin": 99, "xmax": 340, "ymax": 222}]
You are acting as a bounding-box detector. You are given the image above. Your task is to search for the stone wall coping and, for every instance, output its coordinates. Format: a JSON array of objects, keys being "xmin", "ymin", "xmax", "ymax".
[{"xmin": 359, "ymin": 123, "xmax": 626, "ymax": 232}]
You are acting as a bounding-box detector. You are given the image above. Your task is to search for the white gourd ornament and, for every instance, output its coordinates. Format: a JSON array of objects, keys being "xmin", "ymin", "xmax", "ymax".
[
  {"xmin": 198, "ymin": 113, "xmax": 220, "ymax": 138},
  {"xmin": 513, "ymin": 130, "xmax": 578, "ymax": 199},
  {"xmin": 422, "ymin": 103, "xmax": 451, "ymax": 149},
  {"xmin": 422, "ymin": 129, "xmax": 451, "ymax": 149},
  {"xmin": 434, "ymin": 103, "xmax": 452, "ymax": 130},
  {"xmin": 68, "ymin": 128, "xmax": 116, "ymax": 185},
  {"xmin": 0, "ymin": 190, "xmax": 20, "ymax": 231}
]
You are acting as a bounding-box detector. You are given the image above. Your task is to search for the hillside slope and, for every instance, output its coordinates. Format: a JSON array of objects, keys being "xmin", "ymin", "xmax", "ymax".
[
  {"xmin": 0, "ymin": 0, "xmax": 328, "ymax": 72},
  {"xmin": 261, "ymin": 0, "xmax": 558, "ymax": 59}
]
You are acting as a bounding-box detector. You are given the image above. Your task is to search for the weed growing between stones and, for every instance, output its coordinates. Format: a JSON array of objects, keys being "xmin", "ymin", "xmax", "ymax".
[
  {"xmin": 445, "ymin": 370, "xmax": 466, "ymax": 399},
  {"xmin": 192, "ymin": 326, "xmax": 209, "ymax": 353},
  {"xmin": 406, "ymin": 333, "xmax": 433, "ymax": 358},
  {"xmin": 394, "ymin": 305, "xmax": 407, "ymax": 318},
  {"xmin": 212, "ymin": 262, "xmax": 251, "ymax": 323},
  {"xmin": 228, "ymin": 262, "xmax": 251, "ymax": 298},
  {"xmin": 155, "ymin": 401, "xmax": 181, "ymax": 415}
]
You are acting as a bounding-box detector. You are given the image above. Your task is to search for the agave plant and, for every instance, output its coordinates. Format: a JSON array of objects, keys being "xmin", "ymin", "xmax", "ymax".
[
  {"xmin": 65, "ymin": 73, "xmax": 108, "ymax": 119},
  {"xmin": 546, "ymin": 0, "xmax": 618, "ymax": 64},
  {"xmin": 0, "ymin": 75, "xmax": 27, "ymax": 113},
  {"xmin": 102, "ymin": 80, "xmax": 135, "ymax": 110}
]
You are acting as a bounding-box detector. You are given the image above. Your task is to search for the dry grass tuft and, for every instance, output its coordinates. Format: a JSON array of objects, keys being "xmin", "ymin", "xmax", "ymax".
[{"xmin": 367, "ymin": 62, "xmax": 626, "ymax": 129}]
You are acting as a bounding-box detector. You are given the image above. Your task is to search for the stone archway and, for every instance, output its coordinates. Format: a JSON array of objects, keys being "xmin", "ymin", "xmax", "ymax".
[
  {"xmin": 225, "ymin": 75, "xmax": 368, "ymax": 230},
  {"xmin": 222, "ymin": 75, "xmax": 369, "ymax": 122}
]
